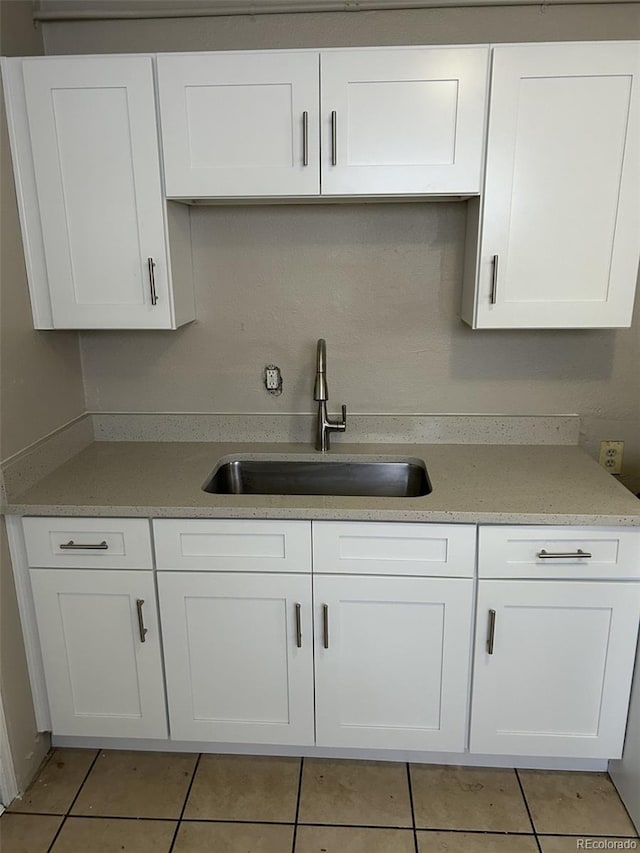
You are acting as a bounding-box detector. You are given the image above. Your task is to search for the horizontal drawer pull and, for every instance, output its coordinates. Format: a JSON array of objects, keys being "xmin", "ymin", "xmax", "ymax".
[
  {"xmin": 537, "ymin": 549, "xmax": 592, "ymax": 559},
  {"xmin": 59, "ymin": 540, "xmax": 109, "ymax": 551}
]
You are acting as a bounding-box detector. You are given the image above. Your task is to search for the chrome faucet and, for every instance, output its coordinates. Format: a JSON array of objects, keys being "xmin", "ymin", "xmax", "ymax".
[{"xmin": 314, "ymin": 338, "xmax": 347, "ymax": 452}]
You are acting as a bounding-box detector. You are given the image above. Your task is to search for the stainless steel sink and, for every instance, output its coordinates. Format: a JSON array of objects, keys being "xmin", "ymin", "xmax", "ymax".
[{"xmin": 203, "ymin": 456, "xmax": 431, "ymax": 498}]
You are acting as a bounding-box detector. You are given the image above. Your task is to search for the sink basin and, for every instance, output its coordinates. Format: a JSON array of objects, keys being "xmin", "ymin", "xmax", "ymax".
[{"xmin": 203, "ymin": 456, "xmax": 431, "ymax": 498}]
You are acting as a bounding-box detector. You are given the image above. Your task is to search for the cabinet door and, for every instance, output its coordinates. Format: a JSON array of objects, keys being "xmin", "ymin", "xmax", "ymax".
[
  {"xmin": 314, "ymin": 575, "xmax": 474, "ymax": 750},
  {"xmin": 468, "ymin": 42, "xmax": 640, "ymax": 329},
  {"xmin": 470, "ymin": 580, "xmax": 640, "ymax": 758},
  {"xmin": 157, "ymin": 52, "xmax": 320, "ymax": 198},
  {"xmin": 158, "ymin": 572, "xmax": 314, "ymax": 745},
  {"xmin": 321, "ymin": 47, "xmax": 488, "ymax": 196},
  {"xmin": 22, "ymin": 56, "xmax": 173, "ymax": 328},
  {"xmin": 29, "ymin": 569, "xmax": 167, "ymax": 738}
]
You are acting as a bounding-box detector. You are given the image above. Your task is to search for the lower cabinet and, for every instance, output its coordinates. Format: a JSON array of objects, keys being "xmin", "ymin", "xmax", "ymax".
[
  {"xmin": 16, "ymin": 516, "xmax": 640, "ymax": 762},
  {"xmin": 30, "ymin": 568, "xmax": 167, "ymax": 738},
  {"xmin": 314, "ymin": 574, "xmax": 474, "ymax": 751},
  {"xmin": 470, "ymin": 580, "xmax": 640, "ymax": 759},
  {"xmin": 158, "ymin": 572, "xmax": 315, "ymax": 745}
]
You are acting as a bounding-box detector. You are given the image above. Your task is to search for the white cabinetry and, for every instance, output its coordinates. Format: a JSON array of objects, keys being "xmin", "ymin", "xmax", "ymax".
[
  {"xmin": 462, "ymin": 41, "xmax": 640, "ymax": 329},
  {"xmin": 313, "ymin": 522, "xmax": 476, "ymax": 751},
  {"xmin": 157, "ymin": 47, "xmax": 488, "ymax": 199},
  {"xmin": 470, "ymin": 526, "xmax": 640, "ymax": 759},
  {"xmin": 158, "ymin": 571, "xmax": 314, "ymax": 745},
  {"xmin": 321, "ymin": 47, "xmax": 488, "ymax": 196},
  {"xmin": 2, "ymin": 56, "xmax": 194, "ymax": 329},
  {"xmin": 157, "ymin": 52, "xmax": 320, "ymax": 198},
  {"xmin": 154, "ymin": 519, "xmax": 476, "ymax": 751},
  {"xmin": 155, "ymin": 519, "xmax": 314, "ymax": 745},
  {"xmin": 23, "ymin": 518, "xmax": 167, "ymax": 739}
]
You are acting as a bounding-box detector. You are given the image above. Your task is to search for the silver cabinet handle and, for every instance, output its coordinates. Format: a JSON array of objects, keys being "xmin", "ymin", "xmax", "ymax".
[
  {"xmin": 147, "ymin": 257, "xmax": 158, "ymax": 306},
  {"xmin": 322, "ymin": 603, "xmax": 329, "ymax": 649},
  {"xmin": 136, "ymin": 599, "xmax": 148, "ymax": 643},
  {"xmin": 59, "ymin": 540, "xmax": 108, "ymax": 550},
  {"xmin": 295, "ymin": 602, "xmax": 302, "ymax": 648},
  {"xmin": 331, "ymin": 111, "xmax": 337, "ymax": 167},
  {"xmin": 490, "ymin": 254, "xmax": 499, "ymax": 304},
  {"xmin": 487, "ymin": 609, "xmax": 496, "ymax": 655},
  {"xmin": 302, "ymin": 111, "xmax": 309, "ymax": 167},
  {"xmin": 537, "ymin": 549, "xmax": 592, "ymax": 559}
]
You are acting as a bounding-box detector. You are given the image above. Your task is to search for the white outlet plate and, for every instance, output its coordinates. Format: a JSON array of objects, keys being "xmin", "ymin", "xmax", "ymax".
[
  {"xmin": 599, "ymin": 440, "xmax": 624, "ymax": 474},
  {"xmin": 264, "ymin": 365, "xmax": 282, "ymax": 395}
]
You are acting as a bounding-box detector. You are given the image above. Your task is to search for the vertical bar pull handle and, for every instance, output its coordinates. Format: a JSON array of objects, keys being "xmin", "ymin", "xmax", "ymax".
[
  {"xmin": 331, "ymin": 111, "xmax": 337, "ymax": 167},
  {"xmin": 487, "ymin": 609, "xmax": 496, "ymax": 655},
  {"xmin": 136, "ymin": 599, "xmax": 148, "ymax": 643},
  {"xmin": 322, "ymin": 603, "xmax": 329, "ymax": 649},
  {"xmin": 295, "ymin": 602, "xmax": 303, "ymax": 648},
  {"xmin": 302, "ymin": 111, "xmax": 309, "ymax": 167},
  {"xmin": 490, "ymin": 254, "xmax": 499, "ymax": 304},
  {"xmin": 147, "ymin": 257, "xmax": 158, "ymax": 306}
]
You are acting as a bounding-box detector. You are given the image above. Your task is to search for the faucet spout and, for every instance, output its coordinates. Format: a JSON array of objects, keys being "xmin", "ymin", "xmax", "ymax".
[
  {"xmin": 314, "ymin": 338, "xmax": 328, "ymax": 401},
  {"xmin": 313, "ymin": 338, "xmax": 347, "ymax": 452}
]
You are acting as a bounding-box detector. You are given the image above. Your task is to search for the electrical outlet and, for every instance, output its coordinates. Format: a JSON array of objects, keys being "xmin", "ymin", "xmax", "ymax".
[
  {"xmin": 264, "ymin": 365, "xmax": 282, "ymax": 395},
  {"xmin": 599, "ymin": 440, "xmax": 624, "ymax": 474}
]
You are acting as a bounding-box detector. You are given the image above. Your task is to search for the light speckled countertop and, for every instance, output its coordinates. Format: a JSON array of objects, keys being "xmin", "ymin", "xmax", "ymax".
[{"xmin": 4, "ymin": 441, "xmax": 640, "ymax": 525}]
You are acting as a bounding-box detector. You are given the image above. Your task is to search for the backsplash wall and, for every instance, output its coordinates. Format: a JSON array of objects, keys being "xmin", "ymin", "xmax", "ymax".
[{"xmin": 80, "ymin": 203, "xmax": 639, "ymax": 414}]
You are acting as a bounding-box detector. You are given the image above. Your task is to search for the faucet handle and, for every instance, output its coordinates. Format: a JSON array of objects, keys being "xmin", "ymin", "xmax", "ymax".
[{"xmin": 340, "ymin": 404, "xmax": 347, "ymax": 429}]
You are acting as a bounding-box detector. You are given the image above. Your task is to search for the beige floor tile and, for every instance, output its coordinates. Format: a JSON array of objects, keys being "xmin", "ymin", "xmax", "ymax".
[
  {"xmin": 183, "ymin": 755, "xmax": 300, "ymax": 822},
  {"xmin": 298, "ymin": 758, "xmax": 412, "ymax": 828},
  {"xmin": 410, "ymin": 765, "xmax": 531, "ymax": 832},
  {"xmin": 539, "ymin": 838, "xmax": 640, "ymax": 853},
  {"xmin": 519, "ymin": 770, "xmax": 638, "ymax": 836},
  {"xmin": 0, "ymin": 813, "xmax": 63, "ymax": 853},
  {"xmin": 50, "ymin": 817, "xmax": 176, "ymax": 852},
  {"xmin": 173, "ymin": 821, "xmax": 294, "ymax": 852},
  {"xmin": 295, "ymin": 825, "xmax": 415, "ymax": 852},
  {"xmin": 417, "ymin": 831, "xmax": 539, "ymax": 852},
  {"xmin": 8, "ymin": 749, "xmax": 97, "ymax": 815},
  {"xmin": 70, "ymin": 750, "xmax": 197, "ymax": 819}
]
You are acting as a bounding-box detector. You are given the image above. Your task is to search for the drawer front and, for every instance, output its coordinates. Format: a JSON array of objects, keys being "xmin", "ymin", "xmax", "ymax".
[
  {"xmin": 479, "ymin": 526, "xmax": 640, "ymax": 580},
  {"xmin": 153, "ymin": 519, "xmax": 312, "ymax": 572},
  {"xmin": 313, "ymin": 522, "xmax": 476, "ymax": 577},
  {"xmin": 22, "ymin": 517, "xmax": 152, "ymax": 569}
]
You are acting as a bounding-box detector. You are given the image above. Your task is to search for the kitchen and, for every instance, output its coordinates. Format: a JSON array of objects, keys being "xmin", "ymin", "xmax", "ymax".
[{"xmin": 1, "ymin": 0, "xmax": 639, "ymax": 851}]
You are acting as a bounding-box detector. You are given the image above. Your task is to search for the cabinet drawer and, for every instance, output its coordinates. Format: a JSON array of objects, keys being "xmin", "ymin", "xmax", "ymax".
[
  {"xmin": 479, "ymin": 526, "xmax": 640, "ymax": 580},
  {"xmin": 153, "ymin": 519, "xmax": 311, "ymax": 572},
  {"xmin": 22, "ymin": 517, "xmax": 152, "ymax": 569},
  {"xmin": 313, "ymin": 522, "xmax": 476, "ymax": 577}
]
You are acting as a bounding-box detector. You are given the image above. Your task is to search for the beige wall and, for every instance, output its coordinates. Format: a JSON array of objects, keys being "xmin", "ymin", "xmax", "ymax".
[
  {"xmin": 1, "ymin": 5, "xmax": 85, "ymax": 463},
  {"xmin": 42, "ymin": 3, "xmax": 640, "ymax": 54},
  {"xmin": 0, "ymin": 0, "xmax": 84, "ymax": 794},
  {"xmin": 43, "ymin": 4, "xmax": 640, "ymax": 492}
]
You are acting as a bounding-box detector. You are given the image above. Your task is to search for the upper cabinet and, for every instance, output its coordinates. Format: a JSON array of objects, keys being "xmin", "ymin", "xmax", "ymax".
[
  {"xmin": 462, "ymin": 41, "xmax": 640, "ymax": 329},
  {"xmin": 2, "ymin": 55, "xmax": 195, "ymax": 330},
  {"xmin": 4, "ymin": 43, "xmax": 638, "ymax": 331},
  {"xmin": 320, "ymin": 47, "xmax": 488, "ymax": 196},
  {"xmin": 157, "ymin": 47, "xmax": 489, "ymax": 199},
  {"xmin": 157, "ymin": 52, "xmax": 320, "ymax": 198}
]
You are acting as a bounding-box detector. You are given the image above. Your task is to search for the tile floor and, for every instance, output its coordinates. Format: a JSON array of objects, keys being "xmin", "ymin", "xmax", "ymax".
[{"xmin": 1, "ymin": 749, "xmax": 638, "ymax": 852}]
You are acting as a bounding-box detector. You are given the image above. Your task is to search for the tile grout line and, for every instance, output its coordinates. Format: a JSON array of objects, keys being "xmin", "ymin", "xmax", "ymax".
[
  {"xmin": 46, "ymin": 748, "xmax": 101, "ymax": 853},
  {"xmin": 406, "ymin": 762, "xmax": 419, "ymax": 853},
  {"xmin": 290, "ymin": 756, "xmax": 305, "ymax": 853},
  {"xmin": 515, "ymin": 768, "xmax": 543, "ymax": 853},
  {"xmin": 168, "ymin": 752, "xmax": 201, "ymax": 853}
]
